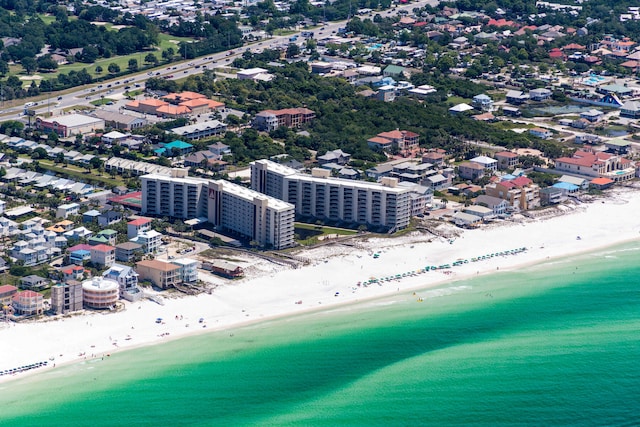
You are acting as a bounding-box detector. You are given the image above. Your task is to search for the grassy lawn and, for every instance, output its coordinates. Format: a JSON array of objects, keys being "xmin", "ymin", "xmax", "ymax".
[
  {"xmin": 90, "ymin": 98, "xmax": 115, "ymax": 106},
  {"xmin": 294, "ymin": 222, "xmax": 357, "ymax": 245},
  {"xmin": 34, "ymin": 33, "xmax": 196, "ymax": 81},
  {"xmin": 272, "ymin": 29, "xmax": 298, "ymax": 36},
  {"xmin": 38, "ymin": 159, "xmax": 125, "ymax": 188},
  {"xmin": 157, "ymin": 32, "xmax": 197, "ymax": 51},
  {"xmin": 446, "ymin": 95, "xmax": 470, "ymax": 105}
]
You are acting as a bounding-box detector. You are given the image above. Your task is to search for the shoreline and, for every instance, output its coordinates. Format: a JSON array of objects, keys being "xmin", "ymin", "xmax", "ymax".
[{"xmin": 2, "ymin": 187, "xmax": 640, "ymax": 384}]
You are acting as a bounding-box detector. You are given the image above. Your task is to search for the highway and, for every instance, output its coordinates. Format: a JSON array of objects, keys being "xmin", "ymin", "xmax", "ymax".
[{"xmin": 3, "ymin": 0, "xmax": 439, "ymax": 120}]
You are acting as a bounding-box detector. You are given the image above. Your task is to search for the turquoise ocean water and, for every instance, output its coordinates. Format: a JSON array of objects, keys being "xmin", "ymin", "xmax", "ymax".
[{"xmin": 2, "ymin": 243, "xmax": 640, "ymax": 426}]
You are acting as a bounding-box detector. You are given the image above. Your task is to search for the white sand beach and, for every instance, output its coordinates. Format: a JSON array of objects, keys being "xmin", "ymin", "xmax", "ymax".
[{"xmin": 2, "ymin": 188, "xmax": 640, "ymax": 382}]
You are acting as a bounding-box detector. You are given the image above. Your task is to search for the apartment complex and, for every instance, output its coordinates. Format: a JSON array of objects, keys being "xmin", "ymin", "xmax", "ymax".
[
  {"xmin": 51, "ymin": 281, "xmax": 83, "ymax": 315},
  {"xmin": 207, "ymin": 180, "xmax": 295, "ymax": 250},
  {"xmin": 485, "ymin": 176, "xmax": 540, "ymax": 211},
  {"xmin": 253, "ymin": 108, "xmax": 315, "ymax": 132},
  {"xmin": 251, "ymin": 160, "xmax": 411, "ymax": 231},
  {"xmin": 141, "ymin": 169, "xmax": 208, "ymax": 220}
]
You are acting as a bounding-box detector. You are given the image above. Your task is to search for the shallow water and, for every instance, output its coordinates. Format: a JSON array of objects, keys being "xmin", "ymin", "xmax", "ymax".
[{"xmin": 2, "ymin": 243, "xmax": 640, "ymax": 426}]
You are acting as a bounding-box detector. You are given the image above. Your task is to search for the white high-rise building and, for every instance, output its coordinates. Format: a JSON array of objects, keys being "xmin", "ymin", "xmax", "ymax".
[
  {"xmin": 207, "ymin": 180, "xmax": 295, "ymax": 250},
  {"xmin": 141, "ymin": 171, "xmax": 296, "ymax": 250},
  {"xmin": 141, "ymin": 169, "xmax": 208, "ymax": 220},
  {"xmin": 251, "ymin": 160, "xmax": 411, "ymax": 232}
]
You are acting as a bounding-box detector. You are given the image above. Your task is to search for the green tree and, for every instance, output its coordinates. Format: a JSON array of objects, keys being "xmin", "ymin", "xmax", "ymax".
[
  {"xmin": 144, "ymin": 53, "xmax": 158, "ymax": 65},
  {"xmin": 128, "ymin": 58, "xmax": 138, "ymax": 72},
  {"xmin": 108, "ymin": 63, "xmax": 121, "ymax": 74},
  {"xmin": 21, "ymin": 57, "xmax": 38, "ymax": 74}
]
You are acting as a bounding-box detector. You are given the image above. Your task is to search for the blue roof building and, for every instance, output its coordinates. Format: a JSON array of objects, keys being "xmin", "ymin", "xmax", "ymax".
[
  {"xmin": 155, "ymin": 140, "xmax": 194, "ymax": 157},
  {"xmin": 69, "ymin": 249, "xmax": 91, "ymax": 265},
  {"xmin": 552, "ymin": 182, "xmax": 579, "ymax": 194}
]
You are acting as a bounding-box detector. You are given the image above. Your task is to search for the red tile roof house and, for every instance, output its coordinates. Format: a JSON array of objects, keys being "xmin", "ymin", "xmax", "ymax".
[
  {"xmin": 12, "ymin": 290, "xmax": 44, "ymax": 316},
  {"xmin": 485, "ymin": 176, "xmax": 540, "ymax": 211},
  {"xmin": 62, "ymin": 265, "xmax": 87, "ymax": 282},
  {"xmin": 90, "ymin": 244, "xmax": 116, "ymax": 268},
  {"xmin": 368, "ymin": 130, "xmax": 420, "ymax": 152},
  {"xmin": 127, "ymin": 218, "xmax": 152, "ymax": 239},
  {"xmin": 554, "ymin": 150, "xmax": 635, "ymax": 182},
  {"xmin": 494, "ymin": 151, "xmax": 519, "ymax": 170},
  {"xmin": 0, "ymin": 284, "xmax": 18, "ymax": 308}
]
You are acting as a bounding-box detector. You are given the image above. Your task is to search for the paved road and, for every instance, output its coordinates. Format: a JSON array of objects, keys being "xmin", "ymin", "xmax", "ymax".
[{"xmin": 2, "ymin": 0, "xmax": 439, "ymax": 120}]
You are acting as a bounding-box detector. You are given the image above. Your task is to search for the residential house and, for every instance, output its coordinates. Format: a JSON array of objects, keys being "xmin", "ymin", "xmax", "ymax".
[
  {"xmin": 131, "ymin": 229, "xmax": 162, "ymax": 254},
  {"xmin": 580, "ymin": 109, "xmax": 604, "ymax": 122},
  {"xmin": 451, "ymin": 211, "xmax": 482, "ymax": 227},
  {"xmin": 88, "ymin": 230, "xmax": 117, "ymax": 246},
  {"xmin": 0, "ymin": 285, "xmax": 18, "ymax": 308},
  {"xmin": 590, "ymin": 177, "xmax": 615, "ymax": 189},
  {"xmin": 485, "ymin": 176, "xmax": 540, "ymax": 211},
  {"xmin": 470, "ymin": 155, "xmax": 498, "ymax": 171},
  {"xmin": 494, "ymin": 151, "xmax": 519, "ymax": 170},
  {"xmin": 12, "ymin": 290, "xmax": 44, "ymax": 316},
  {"xmin": 463, "ymin": 205, "xmax": 494, "ymax": 219},
  {"xmin": 171, "ymin": 258, "xmax": 198, "ymax": 284},
  {"xmin": 96, "ymin": 210, "xmax": 122, "ymax": 227},
  {"xmin": 19, "ymin": 275, "xmax": 49, "ymax": 290},
  {"xmin": 449, "ymin": 103, "xmax": 474, "ymax": 114},
  {"xmin": 69, "ymin": 248, "xmax": 91, "ymax": 265},
  {"xmin": 136, "ymin": 260, "xmax": 181, "ymax": 289},
  {"xmin": 46, "ymin": 220, "xmax": 75, "ymax": 234},
  {"xmin": 474, "ymin": 195, "xmax": 509, "ymax": 216},
  {"xmin": 62, "ymin": 265, "xmax": 86, "ymax": 282},
  {"xmin": 317, "ymin": 149, "xmax": 351, "ymax": 166},
  {"xmin": 367, "ymin": 129, "xmax": 420, "ymax": 152},
  {"xmin": 558, "ymin": 175, "xmax": 589, "ymax": 190},
  {"xmin": 102, "ymin": 131, "xmax": 129, "ymax": 145},
  {"xmin": 458, "ymin": 162, "xmax": 485, "ymax": 181},
  {"xmin": 529, "ymin": 88, "xmax": 553, "ymax": 101},
  {"xmin": 472, "ymin": 94, "xmax": 494, "ymax": 111},
  {"xmin": 554, "ymin": 150, "xmax": 635, "ymax": 182},
  {"xmin": 552, "ymin": 181, "xmax": 580, "ymax": 195},
  {"xmin": 102, "ymin": 263, "xmax": 141, "ymax": 302},
  {"xmin": 90, "ymin": 244, "xmax": 116, "ymax": 268},
  {"xmin": 540, "ymin": 186, "xmax": 566, "ymax": 205},
  {"xmin": 620, "ymin": 100, "xmax": 640, "ymax": 118},
  {"xmin": 376, "ymin": 85, "xmax": 397, "ymax": 102},
  {"xmin": 204, "ymin": 259, "xmax": 243, "ymax": 278},
  {"xmin": 502, "ymin": 106, "xmax": 521, "ymax": 117},
  {"xmin": 604, "ymin": 139, "xmax": 631, "ymax": 154},
  {"xmin": 422, "ymin": 151, "xmax": 445, "ymax": 166},
  {"xmin": 82, "ymin": 209, "xmax": 101, "ymax": 224},
  {"xmin": 529, "ymin": 127, "xmax": 553, "ymax": 139},
  {"xmin": 506, "ymin": 90, "xmax": 529, "ymax": 104},
  {"xmin": 127, "ymin": 218, "xmax": 152, "ymax": 238},
  {"xmin": 56, "ymin": 203, "xmax": 80, "ymax": 219},
  {"xmin": 115, "ymin": 241, "xmax": 144, "ymax": 262},
  {"xmin": 63, "ymin": 227, "xmax": 93, "ymax": 241}
]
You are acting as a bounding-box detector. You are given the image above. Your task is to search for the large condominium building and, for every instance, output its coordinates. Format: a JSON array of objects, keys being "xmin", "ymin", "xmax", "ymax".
[
  {"xmin": 207, "ymin": 180, "xmax": 295, "ymax": 250},
  {"xmin": 253, "ymin": 108, "xmax": 315, "ymax": 132},
  {"xmin": 251, "ymin": 160, "xmax": 411, "ymax": 231},
  {"xmin": 141, "ymin": 169, "xmax": 208, "ymax": 220}
]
